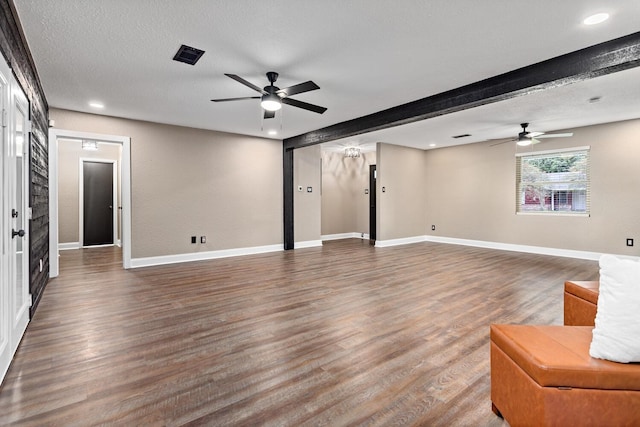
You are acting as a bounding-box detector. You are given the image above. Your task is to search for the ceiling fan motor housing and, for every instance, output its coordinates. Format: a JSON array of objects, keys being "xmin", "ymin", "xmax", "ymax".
[{"xmin": 266, "ymin": 71, "xmax": 279, "ymax": 84}]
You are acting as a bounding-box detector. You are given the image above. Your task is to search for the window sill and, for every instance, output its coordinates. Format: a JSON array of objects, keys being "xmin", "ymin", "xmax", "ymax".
[{"xmin": 516, "ymin": 212, "xmax": 590, "ymax": 218}]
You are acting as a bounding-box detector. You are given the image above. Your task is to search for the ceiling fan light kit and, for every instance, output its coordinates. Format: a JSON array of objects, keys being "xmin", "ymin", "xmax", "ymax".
[
  {"xmin": 490, "ymin": 123, "xmax": 574, "ymax": 147},
  {"xmin": 516, "ymin": 138, "xmax": 533, "ymax": 146},
  {"xmin": 261, "ymin": 93, "xmax": 282, "ymax": 111},
  {"xmin": 212, "ymin": 71, "xmax": 326, "ymax": 119}
]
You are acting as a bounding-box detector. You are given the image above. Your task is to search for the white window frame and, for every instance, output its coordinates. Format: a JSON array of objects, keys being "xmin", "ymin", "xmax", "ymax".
[{"xmin": 515, "ymin": 146, "xmax": 590, "ymax": 217}]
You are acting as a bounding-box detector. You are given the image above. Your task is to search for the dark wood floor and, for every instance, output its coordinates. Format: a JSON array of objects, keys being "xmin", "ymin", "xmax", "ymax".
[{"xmin": 0, "ymin": 239, "xmax": 599, "ymax": 426}]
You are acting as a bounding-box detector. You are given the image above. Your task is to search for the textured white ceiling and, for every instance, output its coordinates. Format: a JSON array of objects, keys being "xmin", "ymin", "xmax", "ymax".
[{"xmin": 12, "ymin": 0, "xmax": 640, "ymax": 149}]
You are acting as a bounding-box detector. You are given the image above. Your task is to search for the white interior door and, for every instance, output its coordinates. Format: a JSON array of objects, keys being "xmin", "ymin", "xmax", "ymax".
[
  {"xmin": 0, "ymin": 60, "xmax": 31, "ymax": 385},
  {"xmin": 0, "ymin": 48, "xmax": 12, "ymax": 384},
  {"xmin": 9, "ymin": 76, "xmax": 30, "ymax": 353}
]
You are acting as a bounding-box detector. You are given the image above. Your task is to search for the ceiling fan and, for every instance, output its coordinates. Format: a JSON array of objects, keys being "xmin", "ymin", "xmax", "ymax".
[
  {"xmin": 492, "ymin": 123, "xmax": 573, "ymax": 146},
  {"xmin": 211, "ymin": 72, "xmax": 327, "ymax": 119}
]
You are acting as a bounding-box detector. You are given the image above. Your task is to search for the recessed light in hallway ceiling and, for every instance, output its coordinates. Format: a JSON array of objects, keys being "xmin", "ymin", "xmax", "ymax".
[{"xmin": 583, "ymin": 12, "xmax": 610, "ymax": 25}]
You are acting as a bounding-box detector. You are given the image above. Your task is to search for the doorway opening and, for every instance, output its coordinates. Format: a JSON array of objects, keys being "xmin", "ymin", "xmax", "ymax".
[
  {"xmin": 369, "ymin": 164, "xmax": 376, "ymax": 243},
  {"xmin": 49, "ymin": 129, "xmax": 132, "ymax": 277}
]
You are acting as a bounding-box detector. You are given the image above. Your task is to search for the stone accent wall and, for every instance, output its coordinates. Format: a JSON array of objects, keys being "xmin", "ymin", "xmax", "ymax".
[{"xmin": 0, "ymin": 0, "xmax": 50, "ymax": 315}]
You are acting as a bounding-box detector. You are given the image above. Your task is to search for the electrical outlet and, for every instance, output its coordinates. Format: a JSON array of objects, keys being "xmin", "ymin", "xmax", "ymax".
[
  {"xmin": 201, "ymin": 236, "xmax": 207, "ymax": 244},
  {"xmin": 627, "ymin": 238, "xmax": 634, "ymax": 247},
  {"xmin": 432, "ymin": 225, "xmax": 436, "ymax": 231},
  {"xmin": 191, "ymin": 236, "xmax": 196, "ymax": 244}
]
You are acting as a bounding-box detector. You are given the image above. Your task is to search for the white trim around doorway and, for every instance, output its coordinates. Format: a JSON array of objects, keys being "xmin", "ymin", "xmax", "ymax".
[{"xmin": 49, "ymin": 129, "xmax": 132, "ymax": 277}]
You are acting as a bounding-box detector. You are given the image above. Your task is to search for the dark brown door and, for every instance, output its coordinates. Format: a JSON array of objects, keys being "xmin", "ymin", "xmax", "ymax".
[
  {"xmin": 83, "ymin": 161, "xmax": 114, "ymax": 246},
  {"xmin": 369, "ymin": 165, "xmax": 376, "ymax": 242}
]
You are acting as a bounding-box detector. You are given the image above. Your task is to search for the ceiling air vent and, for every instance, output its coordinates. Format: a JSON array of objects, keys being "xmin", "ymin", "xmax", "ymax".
[
  {"xmin": 452, "ymin": 133, "xmax": 471, "ymax": 139},
  {"xmin": 173, "ymin": 44, "xmax": 205, "ymax": 65}
]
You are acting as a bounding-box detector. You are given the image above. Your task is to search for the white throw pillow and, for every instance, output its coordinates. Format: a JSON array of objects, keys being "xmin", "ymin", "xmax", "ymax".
[{"xmin": 589, "ymin": 254, "xmax": 640, "ymax": 363}]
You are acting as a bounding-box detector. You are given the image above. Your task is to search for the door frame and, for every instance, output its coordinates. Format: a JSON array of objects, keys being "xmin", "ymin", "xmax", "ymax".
[
  {"xmin": 1, "ymin": 60, "xmax": 31, "ymax": 384},
  {"xmin": 49, "ymin": 129, "xmax": 132, "ymax": 276},
  {"xmin": 79, "ymin": 158, "xmax": 118, "ymax": 248},
  {"xmin": 0, "ymin": 47, "xmax": 9, "ymax": 384},
  {"xmin": 369, "ymin": 164, "xmax": 377, "ymax": 242}
]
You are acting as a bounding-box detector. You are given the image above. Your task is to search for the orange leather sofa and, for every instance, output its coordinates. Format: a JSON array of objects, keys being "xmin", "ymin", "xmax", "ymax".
[
  {"xmin": 564, "ymin": 280, "xmax": 599, "ymax": 326},
  {"xmin": 490, "ymin": 324, "xmax": 640, "ymax": 426}
]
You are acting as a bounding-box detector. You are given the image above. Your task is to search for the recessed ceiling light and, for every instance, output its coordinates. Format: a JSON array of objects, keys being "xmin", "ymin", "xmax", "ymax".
[
  {"xmin": 583, "ymin": 13, "xmax": 609, "ymax": 25},
  {"xmin": 89, "ymin": 101, "xmax": 104, "ymax": 109},
  {"xmin": 429, "ymin": 143, "xmax": 437, "ymax": 147},
  {"xmin": 268, "ymin": 130, "xmax": 278, "ymax": 136}
]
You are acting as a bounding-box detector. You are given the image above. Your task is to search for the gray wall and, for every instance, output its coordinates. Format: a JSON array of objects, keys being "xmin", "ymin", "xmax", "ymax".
[
  {"xmin": 321, "ymin": 150, "xmax": 375, "ymax": 236},
  {"xmin": 51, "ymin": 111, "xmax": 640, "ymax": 260},
  {"xmin": 330, "ymin": 119, "xmax": 640, "ymax": 257},
  {"xmin": 424, "ymin": 119, "xmax": 640, "ymax": 256},
  {"xmin": 294, "ymin": 145, "xmax": 322, "ymax": 244},
  {"xmin": 377, "ymin": 143, "xmax": 428, "ymax": 241},
  {"xmin": 51, "ymin": 108, "xmax": 283, "ymax": 258}
]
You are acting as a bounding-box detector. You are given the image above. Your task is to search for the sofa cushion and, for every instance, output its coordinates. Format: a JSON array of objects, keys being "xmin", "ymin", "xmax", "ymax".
[
  {"xmin": 564, "ymin": 280, "xmax": 599, "ymax": 326},
  {"xmin": 564, "ymin": 280, "xmax": 599, "ymax": 305},
  {"xmin": 589, "ymin": 254, "xmax": 640, "ymax": 363},
  {"xmin": 491, "ymin": 324, "xmax": 640, "ymax": 391}
]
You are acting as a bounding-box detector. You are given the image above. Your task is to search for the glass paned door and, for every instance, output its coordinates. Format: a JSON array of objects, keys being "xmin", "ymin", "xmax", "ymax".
[
  {"xmin": 0, "ymin": 54, "xmax": 10, "ymax": 384},
  {"xmin": 9, "ymin": 77, "xmax": 30, "ymax": 353},
  {"xmin": 1, "ymin": 68, "xmax": 30, "ymax": 385}
]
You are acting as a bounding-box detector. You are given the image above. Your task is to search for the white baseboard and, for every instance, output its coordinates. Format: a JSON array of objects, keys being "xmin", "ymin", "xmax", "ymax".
[
  {"xmin": 130, "ymin": 244, "xmax": 284, "ymax": 269},
  {"xmin": 423, "ymin": 235, "xmax": 605, "ymax": 260},
  {"xmin": 322, "ymin": 233, "xmax": 370, "ymax": 241},
  {"xmin": 59, "ymin": 242, "xmax": 81, "ymax": 250},
  {"xmin": 294, "ymin": 240, "xmax": 323, "ymax": 249},
  {"xmin": 373, "ymin": 234, "xmax": 633, "ymax": 261},
  {"xmin": 116, "ymin": 239, "xmax": 122, "ymax": 247},
  {"xmin": 374, "ymin": 235, "xmax": 426, "ymax": 248}
]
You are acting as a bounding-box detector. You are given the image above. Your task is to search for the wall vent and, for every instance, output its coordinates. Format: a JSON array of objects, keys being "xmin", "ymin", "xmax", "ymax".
[
  {"xmin": 452, "ymin": 133, "xmax": 471, "ymax": 139},
  {"xmin": 173, "ymin": 44, "xmax": 205, "ymax": 65}
]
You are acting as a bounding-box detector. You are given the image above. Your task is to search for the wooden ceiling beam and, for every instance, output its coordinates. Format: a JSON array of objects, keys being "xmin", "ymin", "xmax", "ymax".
[{"xmin": 284, "ymin": 31, "xmax": 640, "ymax": 149}]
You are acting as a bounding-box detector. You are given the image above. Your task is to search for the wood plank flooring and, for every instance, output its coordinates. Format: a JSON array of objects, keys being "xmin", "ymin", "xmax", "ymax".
[{"xmin": 0, "ymin": 240, "xmax": 599, "ymax": 426}]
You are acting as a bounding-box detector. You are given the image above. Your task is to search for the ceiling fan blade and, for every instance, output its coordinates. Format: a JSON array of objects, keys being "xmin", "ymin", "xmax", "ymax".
[
  {"xmin": 211, "ymin": 96, "xmax": 260, "ymax": 102},
  {"xmin": 527, "ymin": 131, "xmax": 545, "ymax": 138},
  {"xmin": 264, "ymin": 109, "xmax": 275, "ymax": 119},
  {"xmin": 276, "ymin": 81, "xmax": 320, "ymax": 97},
  {"xmin": 536, "ymin": 133, "xmax": 573, "ymax": 139},
  {"xmin": 224, "ymin": 73, "xmax": 266, "ymax": 95},
  {"xmin": 489, "ymin": 138, "xmax": 516, "ymax": 147},
  {"xmin": 530, "ymin": 138, "xmax": 542, "ymax": 145},
  {"xmin": 281, "ymin": 97, "xmax": 327, "ymax": 114}
]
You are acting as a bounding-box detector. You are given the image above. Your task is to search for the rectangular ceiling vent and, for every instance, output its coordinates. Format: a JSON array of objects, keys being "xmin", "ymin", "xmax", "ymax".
[
  {"xmin": 173, "ymin": 44, "xmax": 205, "ymax": 65},
  {"xmin": 452, "ymin": 133, "xmax": 471, "ymax": 139}
]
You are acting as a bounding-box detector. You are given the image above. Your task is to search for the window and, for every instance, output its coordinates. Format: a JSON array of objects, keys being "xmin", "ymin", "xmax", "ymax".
[{"xmin": 516, "ymin": 147, "xmax": 590, "ymax": 215}]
